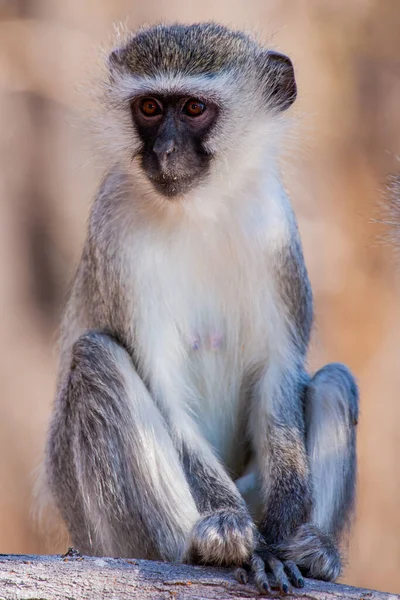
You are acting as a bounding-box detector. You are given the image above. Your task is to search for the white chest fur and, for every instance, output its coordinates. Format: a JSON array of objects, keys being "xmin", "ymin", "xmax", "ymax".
[{"xmin": 124, "ymin": 189, "xmax": 291, "ymax": 471}]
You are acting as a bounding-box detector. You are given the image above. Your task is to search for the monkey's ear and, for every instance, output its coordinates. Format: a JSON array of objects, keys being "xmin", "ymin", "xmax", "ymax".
[
  {"xmin": 107, "ymin": 47, "xmax": 131, "ymax": 83},
  {"xmin": 260, "ymin": 51, "xmax": 297, "ymax": 112},
  {"xmin": 108, "ymin": 47, "xmax": 127, "ymax": 70}
]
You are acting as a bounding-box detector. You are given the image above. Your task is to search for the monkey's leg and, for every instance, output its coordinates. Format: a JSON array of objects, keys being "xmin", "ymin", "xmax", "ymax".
[
  {"xmin": 180, "ymin": 441, "xmax": 256, "ymax": 566},
  {"xmin": 46, "ymin": 332, "xmax": 199, "ymax": 560},
  {"xmin": 273, "ymin": 363, "xmax": 359, "ymax": 582},
  {"xmin": 306, "ymin": 363, "xmax": 358, "ymax": 538}
]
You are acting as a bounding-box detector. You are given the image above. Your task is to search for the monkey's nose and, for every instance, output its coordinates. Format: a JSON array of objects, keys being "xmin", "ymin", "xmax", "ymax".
[{"xmin": 153, "ymin": 138, "xmax": 176, "ymax": 166}]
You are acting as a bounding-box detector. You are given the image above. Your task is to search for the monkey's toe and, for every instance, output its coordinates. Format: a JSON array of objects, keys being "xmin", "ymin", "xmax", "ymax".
[
  {"xmin": 234, "ymin": 566, "xmax": 248, "ymax": 584},
  {"xmin": 253, "ymin": 542, "xmax": 308, "ymax": 594},
  {"xmin": 250, "ymin": 553, "xmax": 272, "ymax": 595},
  {"xmin": 283, "ymin": 560, "xmax": 304, "ymax": 588},
  {"xmin": 255, "ymin": 550, "xmax": 292, "ymax": 594},
  {"xmin": 186, "ymin": 509, "xmax": 255, "ymax": 566}
]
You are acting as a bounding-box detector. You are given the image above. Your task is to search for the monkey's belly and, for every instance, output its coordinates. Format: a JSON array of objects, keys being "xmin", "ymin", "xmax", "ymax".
[
  {"xmin": 130, "ymin": 260, "xmax": 268, "ymax": 476},
  {"xmin": 183, "ymin": 348, "xmax": 250, "ymax": 476},
  {"xmin": 195, "ymin": 401, "xmax": 246, "ymax": 475}
]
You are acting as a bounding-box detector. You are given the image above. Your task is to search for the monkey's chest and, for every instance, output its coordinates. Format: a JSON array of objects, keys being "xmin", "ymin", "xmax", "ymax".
[
  {"xmin": 132, "ymin": 273, "xmax": 268, "ymax": 471},
  {"xmin": 128, "ymin": 224, "xmax": 274, "ymax": 469}
]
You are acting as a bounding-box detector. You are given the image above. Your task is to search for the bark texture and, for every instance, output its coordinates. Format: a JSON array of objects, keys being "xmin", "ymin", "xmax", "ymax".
[{"xmin": 0, "ymin": 554, "xmax": 398, "ymax": 600}]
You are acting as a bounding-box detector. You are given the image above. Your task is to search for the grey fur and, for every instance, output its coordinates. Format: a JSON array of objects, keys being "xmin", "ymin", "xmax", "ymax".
[
  {"xmin": 108, "ymin": 23, "xmax": 296, "ymax": 113},
  {"xmin": 305, "ymin": 363, "xmax": 358, "ymax": 539},
  {"xmin": 109, "ymin": 23, "xmax": 257, "ymax": 75},
  {"xmin": 44, "ymin": 22, "xmax": 358, "ymax": 586},
  {"xmin": 275, "ymin": 237, "xmax": 313, "ymax": 352},
  {"xmin": 47, "ymin": 331, "xmax": 199, "ymax": 560},
  {"xmin": 257, "ymin": 362, "xmax": 358, "ymax": 580},
  {"xmin": 272, "ymin": 523, "xmax": 342, "ymax": 582}
]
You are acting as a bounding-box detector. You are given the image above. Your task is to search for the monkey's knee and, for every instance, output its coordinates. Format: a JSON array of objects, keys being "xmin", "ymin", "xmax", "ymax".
[
  {"xmin": 50, "ymin": 331, "xmax": 199, "ymax": 559},
  {"xmin": 63, "ymin": 332, "xmax": 135, "ymax": 459},
  {"xmin": 47, "ymin": 332, "xmax": 134, "ymax": 548},
  {"xmin": 305, "ymin": 363, "xmax": 358, "ymax": 537},
  {"xmin": 70, "ymin": 331, "xmax": 129, "ymax": 387},
  {"xmin": 306, "ymin": 362, "xmax": 359, "ymax": 427}
]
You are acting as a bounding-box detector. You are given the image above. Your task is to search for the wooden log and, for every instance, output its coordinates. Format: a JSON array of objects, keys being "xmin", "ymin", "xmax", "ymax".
[{"xmin": 0, "ymin": 554, "xmax": 398, "ymax": 600}]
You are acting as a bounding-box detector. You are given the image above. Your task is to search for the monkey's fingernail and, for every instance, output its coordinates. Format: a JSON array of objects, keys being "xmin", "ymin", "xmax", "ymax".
[
  {"xmin": 297, "ymin": 577, "xmax": 304, "ymax": 588},
  {"xmin": 282, "ymin": 583, "xmax": 289, "ymax": 594},
  {"xmin": 262, "ymin": 582, "xmax": 270, "ymax": 593},
  {"xmin": 234, "ymin": 567, "xmax": 248, "ymax": 584}
]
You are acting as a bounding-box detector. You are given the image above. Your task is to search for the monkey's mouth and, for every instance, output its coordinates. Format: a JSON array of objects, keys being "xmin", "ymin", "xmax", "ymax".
[{"xmin": 147, "ymin": 173, "xmax": 200, "ymax": 198}]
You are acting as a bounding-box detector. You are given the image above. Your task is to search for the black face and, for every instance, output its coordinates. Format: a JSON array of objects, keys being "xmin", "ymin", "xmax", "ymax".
[{"xmin": 130, "ymin": 95, "xmax": 219, "ymax": 197}]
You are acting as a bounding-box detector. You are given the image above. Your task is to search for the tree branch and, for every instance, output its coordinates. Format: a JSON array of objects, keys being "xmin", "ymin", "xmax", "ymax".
[{"xmin": 0, "ymin": 554, "xmax": 397, "ymax": 600}]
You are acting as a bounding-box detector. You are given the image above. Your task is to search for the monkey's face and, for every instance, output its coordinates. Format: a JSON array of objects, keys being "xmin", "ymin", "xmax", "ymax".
[
  {"xmin": 130, "ymin": 95, "xmax": 219, "ymax": 197},
  {"xmin": 103, "ymin": 24, "xmax": 298, "ymax": 201}
]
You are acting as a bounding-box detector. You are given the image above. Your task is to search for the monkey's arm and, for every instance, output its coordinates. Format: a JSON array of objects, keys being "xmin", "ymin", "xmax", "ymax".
[
  {"xmin": 251, "ymin": 365, "xmax": 312, "ymax": 545},
  {"xmin": 177, "ymin": 434, "xmax": 256, "ymax": 565},
  {"xmin": 255, "ymin": 238, "xmax": 314, "ymax": 546},
  {"xmin": 180, "ymin": 442, "xmax": 247, "ymax": 514}
]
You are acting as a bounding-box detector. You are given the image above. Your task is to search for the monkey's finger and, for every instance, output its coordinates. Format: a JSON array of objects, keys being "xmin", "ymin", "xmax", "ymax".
[
  {"xmin": 262, "ymin": 552, "xmax": 291, "ymax": 595},
  {"xmin": 283, "ymin": 560, "xmax": 304, "ymax": 588},
  {"xmin": 234, "ymin": 567, "xmax": 248, "ymax": 584},
  {"xmin": 251, "ymin": 554, "xmax": 271, "ymax": 594}
]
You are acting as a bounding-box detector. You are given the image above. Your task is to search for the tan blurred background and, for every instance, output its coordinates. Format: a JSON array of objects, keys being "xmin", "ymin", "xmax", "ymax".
[{"xmin": 0, "ymin": 0, "xmax": 400, "ymax": 594}]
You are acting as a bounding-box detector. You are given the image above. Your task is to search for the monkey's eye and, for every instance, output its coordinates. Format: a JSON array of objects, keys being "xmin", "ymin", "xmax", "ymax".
[
  {"xmin": 139, "ymin": 98, "xmax": 163, "ymax": 117},
  {"xmin": 182, "ymin": 99, "xmax": 206, "ymax": 117}
]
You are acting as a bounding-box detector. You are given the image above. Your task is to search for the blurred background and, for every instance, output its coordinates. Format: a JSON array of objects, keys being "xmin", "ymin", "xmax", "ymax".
[{"xmin": 0, "ymin": 0, "xmax": 400, "ymax": 594}]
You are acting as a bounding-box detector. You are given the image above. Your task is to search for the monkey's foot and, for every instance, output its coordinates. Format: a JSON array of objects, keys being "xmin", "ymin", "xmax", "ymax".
[
  {"xmin": 273, "ymin": 523, "xmax": 342, "ymax": 582},
  {"xmin": 185, "ymin": 509, "xmax": 255, "ymax": 566},
  {"xmin": 235, "ymin": 551, "xmax": 304, "ymax": 595}
]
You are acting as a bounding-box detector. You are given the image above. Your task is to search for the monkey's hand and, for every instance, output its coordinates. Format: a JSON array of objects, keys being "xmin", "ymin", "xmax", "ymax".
[
  {"xmin": 270, "ymin": 523, "xmax": 342, "ymax": 582},
  {"xmin": 184, "ymin": 508, "xmax": 255, "ymax": 566},
  {"xmin": 242, "ymin": 524, "xmax": 341, "ymax": 594},
  {"xmin": 237, "ymin": 547, "xmax": 305, "ymax": 595}
]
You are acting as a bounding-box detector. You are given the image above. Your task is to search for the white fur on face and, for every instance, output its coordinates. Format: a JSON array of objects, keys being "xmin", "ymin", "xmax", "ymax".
[{"xmin": 97, "ymin": 68, "xmax": 286, "ymax": 207}]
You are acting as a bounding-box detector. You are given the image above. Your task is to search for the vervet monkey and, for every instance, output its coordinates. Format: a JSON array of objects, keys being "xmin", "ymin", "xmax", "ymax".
[{"xmin": 45, "ymin": 22, "xmax": 359, "ymax": 594}]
